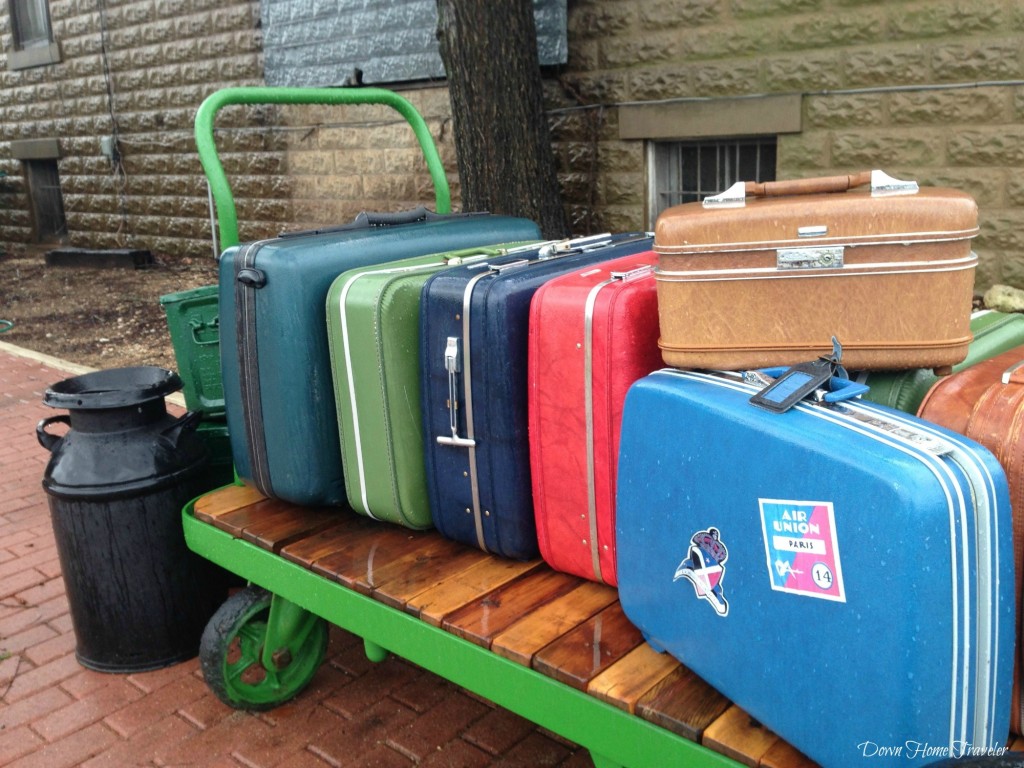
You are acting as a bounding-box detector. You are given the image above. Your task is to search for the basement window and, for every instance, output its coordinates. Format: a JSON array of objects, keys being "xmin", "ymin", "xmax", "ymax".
[
  {"xmin": 7, "ymin": 0, "xmax": 61, "ymax": 70},
  {"xmin": 647, "ymin": 137, "xmax": 777, "ymax": 226}
]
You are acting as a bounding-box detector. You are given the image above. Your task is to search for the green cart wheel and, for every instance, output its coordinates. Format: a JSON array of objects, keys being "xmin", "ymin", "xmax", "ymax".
[{"xmin": 199, "ymin": 586, "xmax": 329, "ymax": 710}]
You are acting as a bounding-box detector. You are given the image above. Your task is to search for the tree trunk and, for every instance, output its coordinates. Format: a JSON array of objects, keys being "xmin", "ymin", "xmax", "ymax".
[{"xmin": 436, "ymin": 0, "xmax": 570, "ymax": 239}]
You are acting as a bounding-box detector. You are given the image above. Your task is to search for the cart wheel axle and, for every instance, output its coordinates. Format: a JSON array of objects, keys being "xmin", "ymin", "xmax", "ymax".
[{"xmin": 199, "ymin": 586, "xmax": 328, "ymax": 711}]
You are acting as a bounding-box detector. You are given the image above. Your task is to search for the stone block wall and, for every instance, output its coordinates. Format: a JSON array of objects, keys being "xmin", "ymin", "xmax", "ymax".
[
  {"xmin": 2, "ymin": 0, "xmax": 1023, "ymax": 288},
  {"xmin": 553, "ymin": 0, "xmax": 1024, "ymax": 289},
  {"xmin": 0, "ymin": 0, "xmax": 266, "ymax": 258},
  {"xmin": 0, "ymin": 0, "xmax": 457, "ymax": 259}
]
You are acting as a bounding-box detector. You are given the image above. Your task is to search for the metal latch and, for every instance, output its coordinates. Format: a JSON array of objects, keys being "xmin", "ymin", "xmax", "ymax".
[
  {"xmin": 491, "ymin": 259, "xmax": 530, "ymax": 273},
  {"xmin": 436, "ymin": 337, "xmax": 476, "ymax": 447},
  {"xmin": 836, "ymin": 407, "xmax": 953, "ymax": 455},
  {"xmin": 610, "ymin": 264, "xmax": 654, "ymax": 282},
  {"xmin": 776, "ymin": 246, "xmax": 844, "ymax": 270},
  {"xmin": 537, "ymin": 233, "xmax": 613, "ymax": 259},
  {"xmin": 869, "ymin": 169, "xmax": 919, "ymax": 197}
]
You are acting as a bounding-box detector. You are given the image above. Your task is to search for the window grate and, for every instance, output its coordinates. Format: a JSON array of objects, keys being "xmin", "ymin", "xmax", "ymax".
[{"xmin": 648, "ymin": 137, "xmax": 777, "ymax": 225}]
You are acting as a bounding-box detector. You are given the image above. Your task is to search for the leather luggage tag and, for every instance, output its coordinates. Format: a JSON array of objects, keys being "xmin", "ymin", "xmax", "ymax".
[{"xmin": 749, "ymin": 338, "xmax": 846, "ymax": 413}]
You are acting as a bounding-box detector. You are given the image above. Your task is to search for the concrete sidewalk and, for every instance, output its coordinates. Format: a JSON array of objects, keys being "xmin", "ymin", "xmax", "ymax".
[{"xmin": 0, "ymin": 342, "xmax": 586, "ymax": 768}]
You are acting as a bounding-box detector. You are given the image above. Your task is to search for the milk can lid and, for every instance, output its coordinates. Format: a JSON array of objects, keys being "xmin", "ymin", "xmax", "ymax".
[{"xmin": 43, "ymin": 366, "xmax": 182, "ymax": 410}]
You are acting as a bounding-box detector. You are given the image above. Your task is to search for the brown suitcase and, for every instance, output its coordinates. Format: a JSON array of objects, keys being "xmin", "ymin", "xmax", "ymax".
[
  {"xmin": 653, "ymin": 170, "xmax": 979, "ymax": 371},
  {"xmin": 917, "ymin": 346, "xmax": 1024, "ymax": 734}
]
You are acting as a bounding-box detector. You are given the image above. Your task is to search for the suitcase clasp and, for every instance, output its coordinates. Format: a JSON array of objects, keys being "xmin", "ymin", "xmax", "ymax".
[
  {"xmin": 437, "ymin": 336, "xmax": 476, "ymax": 448},
  {"xmin": 610, "ymin": 265, "xmax": 654, "ymax": 282},
  {"xmin": 490, "ymin": 259, "xmax": 530, "ymax": 273},
  {"xmin": 776, "ymin": 246, "xmax": 844, "ymax": 270},
  {"xmin": 537, "ymin": 233, "xmax": 613, "ymax": 259}
]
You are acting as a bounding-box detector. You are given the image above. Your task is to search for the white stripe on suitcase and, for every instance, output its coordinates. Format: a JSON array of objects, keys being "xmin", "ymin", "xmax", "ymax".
[
  {"xmin": 581, "ymin": 265, "xmax": 655, "ymax": 584},
  {"xmin": 582, "ymin": 276, "xmax": 616, "ymax": 584},
  {"xmin": 654, "ymin": 253, "xmax": 977, "ymax": 282},
  {"xmin": 335, "ymin": 261, "xmax": 454, "ymax": 521},
  {"xmin": 838, "ymin": 401, "xmax": 1005, "ymax": 746}
]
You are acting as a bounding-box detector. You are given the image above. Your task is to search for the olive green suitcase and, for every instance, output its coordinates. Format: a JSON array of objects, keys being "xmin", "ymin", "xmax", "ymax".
[
  {"xmin": 858, "ymin": 310, "xmax": 1024, "ymax": 414},
  {"xmin": 326, "ymin": 241, "xmax": 541, "ymax": 528}
]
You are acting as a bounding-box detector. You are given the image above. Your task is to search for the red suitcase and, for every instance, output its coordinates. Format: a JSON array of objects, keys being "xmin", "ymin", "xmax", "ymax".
[{"xmin": 528, "ymin": 251, "xmax": 662, "ymax": 585}]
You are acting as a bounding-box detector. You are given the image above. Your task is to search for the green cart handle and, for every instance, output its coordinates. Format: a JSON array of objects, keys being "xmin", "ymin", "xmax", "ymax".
[{"xmin": 194, "ymin": 86, "xmax": 452, "ymax": 253}]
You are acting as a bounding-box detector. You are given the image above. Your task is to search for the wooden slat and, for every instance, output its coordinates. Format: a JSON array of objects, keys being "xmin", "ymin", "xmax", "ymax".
[
  {"xmin": 408, "ymin": 557, "xmax": 542, "ymax": 626},
  {"xmin": 442, "ymin": 568, "xmax": 581, "ymax": 647},
  {"xmin": 371, "ymin": 544, "xmax": 492, "ymax": 610},
  {"xmin": 490, "ymin": 581, "xmax": 618, "ymax": 666},
  {"xmin": 204, "ymin": 497, "xmax": 298, "ymax": 537},
  {"xmin": 532, "ymin": 603, "xmax": 643, "ymax": 691},
  {"xmin": 635, "ymin": 665, "xmax": 731, "ymax": 742},
  {"xmin": 192, "ymin": 483, "xmax": 265, "ymax": 522},
  {"xmin": 240, "ymin": 505, "xmax": 341, "ymax": 553},
  {"xmin": 309, "ymin": 525, "xmax": 432, "ymax": 588},
  {"xmin": 586, "ymin": 642, "xmax": 681, "ymax": 714},
  {"xmin": 354, "ymin": 535, "xmax": 472, "ymax": 599},
  {"xmin": 759, "ymin": 740, "xmax": 818, "ymax": 768},
  {"xmin": 279, "ymin": 516, "xmax": 379, "ymax": 568},
  {"xmin": 302, "ymin": 520, "xmax": 411, "ymax": 576},
  {"xmin": 702, "ymin": 705, "xmax": 780, "ymax": 768}
]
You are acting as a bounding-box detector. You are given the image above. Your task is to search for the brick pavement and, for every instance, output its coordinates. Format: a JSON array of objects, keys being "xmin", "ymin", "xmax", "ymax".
[{"xmin": 0, "ymin": 341, "xmax": 588, "ymax": 768}]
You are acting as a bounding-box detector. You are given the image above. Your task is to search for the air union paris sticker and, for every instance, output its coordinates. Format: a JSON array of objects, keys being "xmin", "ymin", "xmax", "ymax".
[{"xmin": 674, "ymin": 527, "xmax": 729, "ymax": 616}]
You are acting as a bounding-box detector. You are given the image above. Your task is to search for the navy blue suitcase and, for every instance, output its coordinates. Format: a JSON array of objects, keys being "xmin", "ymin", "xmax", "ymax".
[
  {"xmin": 420, "ymin": 233, "xmax": 654, "ymax": 559},
  {"xmin": 220, "ymin": 209, "xmax": 541, "ymax": 506},
  {"xmin": 616, "ymin": 367, "xmax": 1014, "ymax": 767}
]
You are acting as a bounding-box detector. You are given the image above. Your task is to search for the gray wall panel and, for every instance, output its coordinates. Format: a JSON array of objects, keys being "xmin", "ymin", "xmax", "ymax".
[{"xmin": 262, "ymin": 0, "xmax": 567, "ymax": 86}]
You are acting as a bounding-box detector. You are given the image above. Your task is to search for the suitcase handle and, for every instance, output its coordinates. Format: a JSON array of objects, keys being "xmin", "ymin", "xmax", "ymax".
[
  {"xmin": 436, "ymin": 336, "xmax": 476, "ymax": 448},
  {"xmin": 277, "ymin": 207, "xmax": 482, "ymax": 239},
  {"xmin": 704, "ymin": 170, "xmax": 919, "ymax": 208},
  {"xmin": 746, "ymin": 171, "xmax": 874, "ymax": 198},
  {"xmin": 355, "ymin": 207, "xmax": 437, "ymax": 227},
  {"xmin": 1001, "ymin": 360, "xmax": 1024, "ymax": 385}
]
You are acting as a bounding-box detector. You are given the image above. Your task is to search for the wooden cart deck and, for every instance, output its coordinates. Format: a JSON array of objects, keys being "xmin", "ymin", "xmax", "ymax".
[{"xmin": 185, "ymin": 483, "xmax": 822, "ymax": 768}]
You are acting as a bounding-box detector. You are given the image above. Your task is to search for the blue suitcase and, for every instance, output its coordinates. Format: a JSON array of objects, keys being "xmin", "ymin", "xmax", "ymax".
[
  {"xmin": 420, "ymin": 233, "xmax": 653, "ymax": 559},
  {"xmin": 616, "ymin": 366, "xmax": 1014, "ymax": 768},
  {"xmin": 220, "ymin": 209, "xmax": 541, "ymax": 506}
]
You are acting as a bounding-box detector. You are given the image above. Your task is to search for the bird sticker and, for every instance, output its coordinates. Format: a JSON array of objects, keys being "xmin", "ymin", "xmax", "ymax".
[{"xmin": 674, "ymin": 527, "xmax": 730, "ymax": 617}]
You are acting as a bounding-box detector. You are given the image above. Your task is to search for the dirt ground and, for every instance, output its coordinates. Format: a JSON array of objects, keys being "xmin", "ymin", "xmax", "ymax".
[{"xmin": 0, "ymin": 244, "xmax": 219, "ymax": 372}]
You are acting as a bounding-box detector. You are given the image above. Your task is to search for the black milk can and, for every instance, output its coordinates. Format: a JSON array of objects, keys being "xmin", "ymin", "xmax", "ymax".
[{"xmin": 37, "ymin": 366, "xmax": 227, "ymax": 672}]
